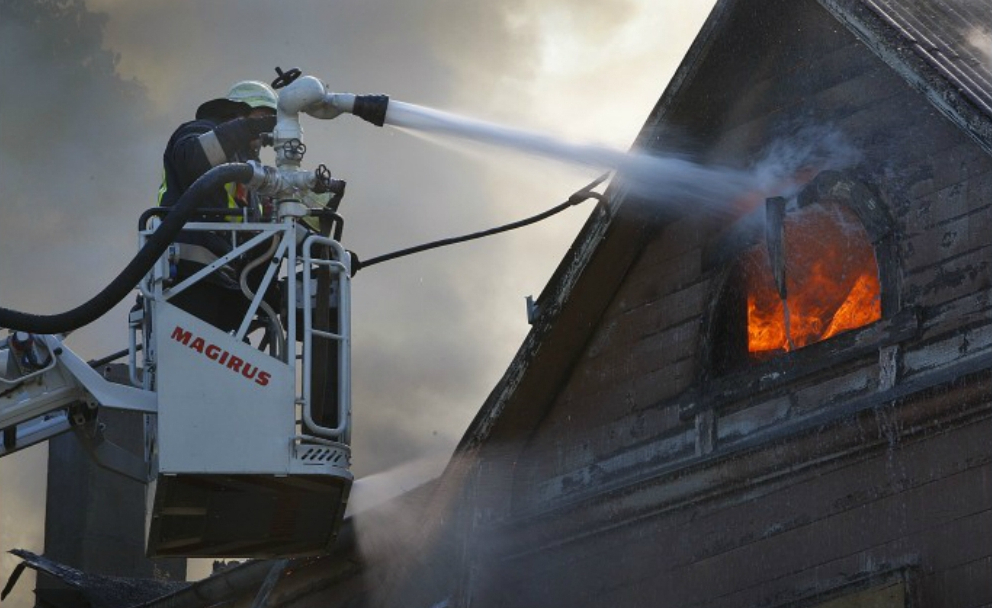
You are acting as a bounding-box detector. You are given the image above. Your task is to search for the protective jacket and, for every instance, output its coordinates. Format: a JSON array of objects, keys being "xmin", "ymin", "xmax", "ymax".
[
  {"xmin": 159, "ymin": 116, "xmax": 264, "ymax": 216},
  {"xmin": 158, "ymin": 116, "xmax": 269, "ymax": 289}
]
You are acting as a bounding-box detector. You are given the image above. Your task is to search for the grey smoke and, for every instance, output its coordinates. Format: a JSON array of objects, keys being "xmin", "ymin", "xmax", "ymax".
[
  {"xmin": 0, "ymin": 2, "xmax": 162, "ymax": 603},
  {"xmin": 0, "ymin": 0, "xmax": 717, "ymax": 602}
]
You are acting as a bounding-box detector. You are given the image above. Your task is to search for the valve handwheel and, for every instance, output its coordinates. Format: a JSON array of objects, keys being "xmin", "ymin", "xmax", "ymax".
[{"xmin": 271, "ymin": 66, "xmax": 302, "ymax": 89}]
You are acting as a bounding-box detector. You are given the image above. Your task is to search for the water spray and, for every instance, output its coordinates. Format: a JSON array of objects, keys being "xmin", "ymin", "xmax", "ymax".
[
  {"xmin": 268, "ymin": 69, "xmax": 856, "ymax": 219},
  {"xmin": 238, "ymin": 67, "xmax": 863, "ymax": 283}
]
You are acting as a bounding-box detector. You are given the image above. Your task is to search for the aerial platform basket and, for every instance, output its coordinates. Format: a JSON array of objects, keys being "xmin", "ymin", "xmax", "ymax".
[
  {"xmin": 0, "ymin": 214, "xmax": 354, "ymax": 558},
  {"xmin": 138, "ymin": 217, "xmax": 353, "ymax": 558}
]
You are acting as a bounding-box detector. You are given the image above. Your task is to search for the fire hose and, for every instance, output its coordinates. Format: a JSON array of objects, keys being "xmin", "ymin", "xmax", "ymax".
[
  {"xmin": 354, "ymin": 172, "xmax": 610, "ymax": 271},
  {"xmin": 0, "ymin": 163, "xmax": 254, "ymax": 335}
]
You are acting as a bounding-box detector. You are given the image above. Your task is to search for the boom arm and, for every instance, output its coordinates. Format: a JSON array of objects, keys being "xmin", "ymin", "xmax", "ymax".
[{"xmin": 0, "ymin": 333, "xmax": 156, "ymax": 460}]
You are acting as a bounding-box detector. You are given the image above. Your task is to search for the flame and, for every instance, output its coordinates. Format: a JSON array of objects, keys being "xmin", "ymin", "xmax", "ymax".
[{"xmin": 747, "ymin": 203, "xmax": 880, "ymax": 356}]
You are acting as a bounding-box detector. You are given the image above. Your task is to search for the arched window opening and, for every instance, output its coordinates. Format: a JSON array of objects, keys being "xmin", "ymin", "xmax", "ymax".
[{"xmin": 707, "ymin": 173, "xmax": 892, "ymax": 377}]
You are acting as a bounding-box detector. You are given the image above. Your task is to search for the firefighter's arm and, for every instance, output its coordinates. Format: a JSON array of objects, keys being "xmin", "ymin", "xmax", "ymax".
[
  {"xmin": 204, "ymin": 116, "xmax": 276, "ymax": 165},
  {"xmin": 169, "ymin": 117, "xmax": 276, "ymax": 188}
]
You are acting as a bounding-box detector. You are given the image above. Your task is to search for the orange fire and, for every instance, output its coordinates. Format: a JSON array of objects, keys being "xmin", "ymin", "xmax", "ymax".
[{"xmin": 746, "ymin": 203, "xmax": 881, "ymax": 356}]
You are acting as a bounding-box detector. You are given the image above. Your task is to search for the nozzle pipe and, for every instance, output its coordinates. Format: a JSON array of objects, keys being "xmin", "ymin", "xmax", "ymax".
[
  {"xmin": 316, "ymin": 93, "xmax": 389, "ymax": 127},
  {"xmin": 0, "ymin": 163, "xmax": 253, "ymax": 334},
  {"xmin": 272, "ymin": 74, "xmax": 390, "ymax": 169},
  {"xmin": 274, "ymin": 73, "xmax": 389, "ymax": 125}
]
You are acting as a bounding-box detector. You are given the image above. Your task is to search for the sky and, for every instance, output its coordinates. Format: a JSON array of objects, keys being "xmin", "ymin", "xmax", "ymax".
[{"xmin": 0, "ymin": 0, "xmax": 716, "ymax": 603}]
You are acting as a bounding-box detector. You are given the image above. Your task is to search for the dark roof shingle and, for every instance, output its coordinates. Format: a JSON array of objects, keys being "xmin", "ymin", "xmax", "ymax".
[{"xmin": 865, "ymin": 0, "xmax": 992, "ymax": 116}]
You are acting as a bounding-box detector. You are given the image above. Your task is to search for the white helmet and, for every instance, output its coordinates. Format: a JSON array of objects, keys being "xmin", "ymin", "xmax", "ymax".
[
  {"xmin": 196, "ymin": 80, "xmax": 278, "ymax": 119},
  {"xmin": 225, "ymin": 80, "xmax": 278, "ymax": 111}
]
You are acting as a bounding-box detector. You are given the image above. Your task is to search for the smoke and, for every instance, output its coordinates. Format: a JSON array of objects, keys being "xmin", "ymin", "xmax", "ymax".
[
  {"xmin": 0, "ymin": 0, "xmax": 717, "ymax": 602},
  {"xmin": 0, "ymin": 2, "xmax": 163, "ymax": 606},
  {"xmin": 965, "ymin": 25, "xmax": 992, "ymax": 67},
  {"xmin": 0, "ymin": 0, "xmax": 166, "ymax": 354},
  {"xmin": 345, "ymin": 442, "xmax": 572, "ymax": 608},
  {"xmin": 0, "ymin": 445, "xmax": 47, "ymax": 608},
  {"xmin": 348, "ymin": 450, "xmax": 474, "ymax": 608}
]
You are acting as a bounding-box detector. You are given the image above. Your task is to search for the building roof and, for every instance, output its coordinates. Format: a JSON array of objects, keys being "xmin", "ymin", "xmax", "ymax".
[
  {"xmin": 869, "ymin": 0, "xmax": 991, "ymax": 114},
  {"xmin": 3, "ymin": 550, "xmax": 188, "ymax": 608},
  {"xmin": 821, "ymin": 0, "xmax": 992, "ymax": 150}
]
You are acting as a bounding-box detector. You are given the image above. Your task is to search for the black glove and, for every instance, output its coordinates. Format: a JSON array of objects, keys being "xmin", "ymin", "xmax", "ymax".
[
  {"xmin": 213, "ymin": 115, "xmax": 278, "ymax": 157},
  {"xmin": 245, "ymin": 115, "xmax": 277, "ymax": 136}
]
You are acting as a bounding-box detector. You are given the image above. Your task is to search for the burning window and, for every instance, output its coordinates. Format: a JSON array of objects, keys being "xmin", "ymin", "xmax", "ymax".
[
  {"xmin": 710, "ymin": 184, "xmax": 885, "ymax": 373},
  {"xmin": 745, "ymin": 200, "xmax": 881, "ymax": 358}
]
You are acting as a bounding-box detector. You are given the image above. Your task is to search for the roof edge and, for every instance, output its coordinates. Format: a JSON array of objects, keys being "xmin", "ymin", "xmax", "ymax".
[{"xmin": 818, "ymin": 0, "xmax": 992, "ymax": 155}]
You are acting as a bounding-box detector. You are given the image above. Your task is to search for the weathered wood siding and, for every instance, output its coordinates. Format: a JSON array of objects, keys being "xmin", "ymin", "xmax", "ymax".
[
  {"xmin": 470, "ymin": 0, "xmax": 992, "ymax": 606},
  {"xmin": 481, "ymin": 387, "xmax": 989, "ymax": 608}
]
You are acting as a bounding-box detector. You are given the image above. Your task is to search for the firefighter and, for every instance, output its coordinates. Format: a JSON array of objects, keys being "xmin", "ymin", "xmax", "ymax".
[{"xmin": 157, "ymin": 80, "xmax": 278, "ymax": 333}]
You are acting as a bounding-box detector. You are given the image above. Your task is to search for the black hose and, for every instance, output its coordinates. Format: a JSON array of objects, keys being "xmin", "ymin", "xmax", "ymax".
[
  {"xmin": 0, "ymin": 163, "xmax": 253, "ymax": 335},
  {"xmin": 357, "ymin": 172, "xmax": 610, "ymax": 271}
]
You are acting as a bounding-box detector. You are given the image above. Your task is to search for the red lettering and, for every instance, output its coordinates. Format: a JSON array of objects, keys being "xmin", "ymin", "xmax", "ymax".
[
  {"xmin": 170, "ymin": 326, "xmax": 192, "ymax": 345},
  {"xmin": 170, "ymin": 326, "xmax": 270, "ymax": 387},
  {"xmin": 255, "ymin": 371, "xmax": 271, "ymax": 387},
  {"xmin": 227, "ymin": 356, "xmax": 244, "ymax": 373}
]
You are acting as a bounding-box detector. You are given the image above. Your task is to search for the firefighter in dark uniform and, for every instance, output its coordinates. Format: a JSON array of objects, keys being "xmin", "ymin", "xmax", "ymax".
[{"xmin": 157, "ymin": 81, "xmax": 278, "ymax": 333}]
